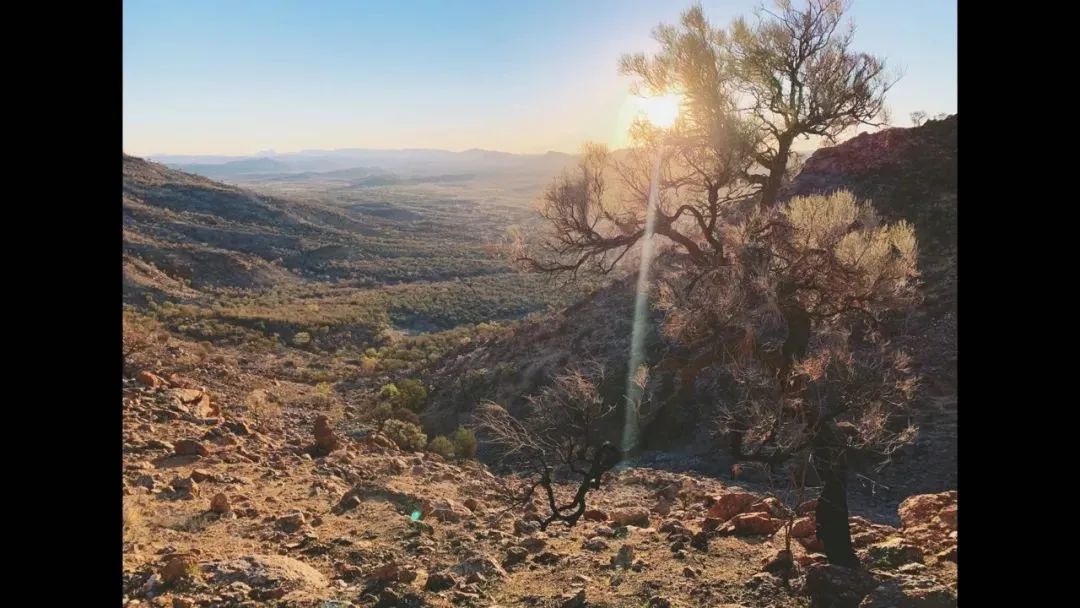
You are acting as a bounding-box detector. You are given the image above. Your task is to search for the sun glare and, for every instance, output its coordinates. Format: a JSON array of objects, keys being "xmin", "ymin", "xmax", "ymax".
[{"xmin": 636, "ymin": 93, "xmax": 682, "ymax": 129}]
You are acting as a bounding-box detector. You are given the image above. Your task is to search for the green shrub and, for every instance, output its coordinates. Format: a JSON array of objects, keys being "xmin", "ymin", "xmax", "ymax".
[
  {"xmin": 396, "ymin": 378, "xmax": 428, "ymax": 412},
  {"xmin": 379, "ymin": 383, "xmax": 400, "ymax": 401},
  {"xmin": 427, "ymin": 435, "xmax": 455, "ymax": 459},
  {"xmin": 452, "ymin": 426, "xmax": 478, "ymax": 459},
  {"xmin": 383, "ymin": 419, "xmax": 428, "ymax": 452}
]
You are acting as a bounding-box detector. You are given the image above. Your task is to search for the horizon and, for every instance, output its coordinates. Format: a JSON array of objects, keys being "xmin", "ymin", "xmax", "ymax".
[{"xmin": 124, "ymin": 0, "xmax": 957, "ymax": 157}]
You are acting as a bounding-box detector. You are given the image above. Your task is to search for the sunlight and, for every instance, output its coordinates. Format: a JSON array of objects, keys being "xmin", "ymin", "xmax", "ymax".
[{"xmin": 636, "ymin": 93, "xmax": 682, "ymax": 129}]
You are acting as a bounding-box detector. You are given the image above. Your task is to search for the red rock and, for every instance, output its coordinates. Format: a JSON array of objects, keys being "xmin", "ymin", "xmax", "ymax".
[
  {"xmin": 174, "ymin": 439, "xmax": 210, "ymax": 457},
  {"xmin": 796, "ymin": 499, "xmax": 818, "ymax": 515},
  {"xmin": 748, "ymin": 497, "xmax": 783, "ymax": 517},
  {"xmin": 706, "ymin": 492, "xmax": 756, "ymax": 522},
  {"xmin": 137, "ymin": 371, "xmax": 166, "ymax": 388},
  {"xmin": 790, "ymin": 516, "xmax": 816, "ymax": 539},
  {"xmin": 463, "ymin": 498, "xmax": 480, "ymax": 511},
  {"xmin": 938, "ymin": 504, "xmax": 957, "ymax": 530},
  {"xmin": 611, "ymin": 507, "xmax": 651, "ymax": 528},
  {"xmin": 723, "ymin": 512, "xmax": 783, "ymax": 536}
]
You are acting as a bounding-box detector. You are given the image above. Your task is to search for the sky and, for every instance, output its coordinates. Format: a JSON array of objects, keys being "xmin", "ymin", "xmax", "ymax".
[{"xmin": 123, "ymin": 0, "xmax": 957, "ymax": 157}]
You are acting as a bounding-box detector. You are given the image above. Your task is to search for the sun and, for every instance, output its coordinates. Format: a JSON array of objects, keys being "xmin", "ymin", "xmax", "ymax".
[{"xmin": 636, "ymin": 93, "xmax": 682, "ymax": 129}]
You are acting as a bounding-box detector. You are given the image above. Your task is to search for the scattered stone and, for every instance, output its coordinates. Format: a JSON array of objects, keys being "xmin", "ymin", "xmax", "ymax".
[
  {"xmin": 558, "ymin": 588, "xmax": 586, "ymax": 608},
  {"xmin": 137, "ymin": 371, "xmax": 166, "ymax": 388},
  {"xmin": 210, "ymin": 493, "xmax": 231, "ymax": 514},
  {"xmin": 647, "ymin": 596, "xmax": 672, "ymax": 608},
  {"xmin": 135, "ymin": 475, "xmax": 155, "ymax": 490},
  {"xmin": 858, "ymin": 574, "xmax": 957, "ymax": 608},
  {"xmin": 898, "ymin": 491, "xmax": 957, "ymax": 530},
  {"xmin": 312, "ymin": 415, "xmax": 341, "ymax": 454},
  {"xmin": 521, "ymin": 536, "xmax": 547, "ymax": 553},
  {"xmin": 790, "ymin": 516, "xmax": 816, "ymax": 538},
  {"xmin": 593, "ymin": 525, "xmax": 615, "ymax": 538},
  {"xmin": 803, "ymin": 563, "xmax": 877, "ymax": 608},
  {"xmin": 720, "ymin": 512, "xmax": 783, "ymax": 536},
  {"xmin": 161, "ymin": 555, "xmax": 199, "ymax": 584},
  {"xmin": 571, "ymin": 574, "xmax": 592, "ymax": 585},
  {"xmin": 534, "ymin": 551, "xmax": 562, "ymax": 565},
  {"xmin": 706, "ymin": 492, "xmax": 757, "ymax": 522},
  {"xmin": 425, "ymin": 571, "xmax": 458, "ymax": 591},
  {"xmin": 452, "ymin": 556, "xmax": 507, "ymax": 579},
  {"xmin": 514, "ymin": 519, "xmax": 542, "ymax": 535},
  {"xmin": 583, "ymin": 537, "xmax": 608, "ymax": 551},
  {"xmin": 583, "ymin": 509, "xmax": 608, "ymax": 522},
  {"xmin": 867, "ymin": 538, "xmax": 924, "ymax": 569},
  {"xmin": 424, "ymin": 498, "xmax": 472, "ymax": 523},
  {"xmin": 174, "ymin": 440, "xmax": 210, "ymax": 457},
  {"xmin": 682, "ymin": 566, "xmax": 697, "ymax": 578},
  {"xmin": 463, "ymin": 498, "xmax": 481, "ymax": 511},
  {"xmin": 170, "ymin": 476, "xmax": 200, "ymax": 498},
  {"xmin": 748, "ymin": 497, "xmax": 783, "ymax": 517},
  {"xmin": 611, "ymin": 507, "xmax": 650, "ymax": 528},
  {"xmin": 504, "ymin": 546, "xmax": 529, "ymax": 567},
  {"xmin": 189, "ymin": 469, "xmax": 219, "ymax": 483},
  {"xmin": 611, "ymin": 544, "xmax": 635, "ymax": 569},
  {"xmin": 276, "ymin": 511, "xmax": 306, "ymax": 533}
]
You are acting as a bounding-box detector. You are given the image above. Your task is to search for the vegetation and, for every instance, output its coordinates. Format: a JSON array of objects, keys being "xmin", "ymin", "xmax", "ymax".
[
  {"xmin": 519, "ymin": 1, "xmax": 918, "ymax": 564},
  {"xmin": 426, "ymin": 435, "xmax": 456, "ymax": 459},
  {"xmin": 383, "ymin": 419, "xmax": 429, "ymax": 452}
]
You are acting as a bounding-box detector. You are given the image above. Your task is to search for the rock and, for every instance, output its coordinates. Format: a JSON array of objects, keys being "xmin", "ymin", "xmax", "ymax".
[
  {"xmin": 867, "ymin": 538, "xmax": 924, "ymax": 569},
  {"xmin": 503, "ymin": 546, "xmax": 529, "ymax": 567},
  {"xmin": 797, "ymin": 499, "xmax": 818, "ymax": 515},
  {"xmin": 748, "ymin": 497, "xmax": 783, "ymax": 517},
  {"xmin": 583, "ymin": 509, "xmax": 608, "ymax": 522},
  {"xmin": 277, "ymin": 511, "xmax": 306, "ymax": 532},
  {"xmin": 174, "ymin": 440, "xmax": 209, "ymax": 457},
  {"xmin": 452, "ymin": 556, "xmax": 507, "ymax": 579},
  {"xmin": 611, "ymin": 544, "xmax": 635, "ymax": 569},
  {"xmin": 514, "ymin": 519, "xmax": 542, "ymax": 535},
  {"xmin": 135, "ymin": 475, "xmax": 155, "ymax": 490},
  {"xmin": 583, "ymin": 537, "xmax": 608, "ymax": 551},
  {"xmin": 803, "ymin": 563, "xmax": 878, "ymax": 608},
  {"xmin": 205, "ymin": 555, "xmax": 330, "ymax": 601},
  {"xmin": 161, "ymin": 555, "xmax": 199, "ymax": 584},
  {"xmin": 935, "ymin": 546, "xmax": 957, "ymax": 563},
  {"xmin": 521, "ymin": 536, "xmax": 547, "ymax": 553},
  {"xmin": 790, "ymin": 516, "xmax": 816, "ymax": 538},
  {"xmin": 762, "ymin": 550, "xmax": 794, "ymax": 578},
  {"xmin": 682, "ymin": 566, "xmax": 697, "ymax": 578},
  {"xmin": 210, "ymin": 493, "xmax": 231, "ymax": 514},
  {"xmin": 337, "ymin": 495, "xmax": 362, "ymax": 512},
  {"xmin": 424, "ymin": 498, "xmax": 472, "ymax": 523},
  {"xmin": 368, "ymin": 562, "xmax": 415, "ymax": 583},
  {"xmin": 611, "ymin": 507, "xmax": 650, "ymax": 528},
  {"xmin": 721, "ymin": 512, "xmax": 783, "ymax": 536},
  {"xmin": 312, "ymin": 415, "xmax": 341, "ymax": 454},
  {"xmin": 571, "ymin": 574, "xmax": 592, "ymax": 585},
  {"xmin": 225, "ymin": 420, "xmax": 252, "ymax": 436},
  {"xmin": 363, "ymin": 432, "xmax": 397, "ymax": 451},
  {"xmin": 425, "ymin": 571, "xmax": 458, "ymax": 591},
  {"xmin": 647, "ymin": 596, "xmax": 672, "ymax": 608},
  {"xmin": 169, "ymin": 389, "xmax": 219, "ymax": 418},
  {"xmin": 938, "ymin": 504, "xmax": 957, "ymax": 530},
  {"xmin": 137, "ymin": 371, "xmax": 166, "ymax": 388},
  {"xmin": 898, "ymin": 491, "xmax": 956, "ymax": 530},
  {"xmin": 170, "ymin": 477, "xmax": 200, "ymax": 498},
  {"xmin": 534, "ymin": 551, "xmax": 562, "ymax": 565},
  {"xmin": 190, "ymin": 469, "xmax": 218, "ymax": 483},
  {"xmin": 706, "ymin": 492, "xmax": 757, "ymax": 522},
  {"xmin": 463, "ymin": 498, "xmax": 481, "ymax": 511},
  {"xmin": 858, "ymin": 575, "xmax": 957, "ymax": 608},
  {"xmin": 593, "ymin": 525, "xmax": 615, "ymax": 538},
  {"xmin": 559, "ymin": 589, "xmax": 586, "ymax": 608},
  {"xmin": 652, "ymin": 498, "xmax": 673, "ymax": 516}
]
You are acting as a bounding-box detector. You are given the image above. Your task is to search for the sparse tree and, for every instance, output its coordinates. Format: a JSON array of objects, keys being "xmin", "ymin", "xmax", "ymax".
[
  {"xmin": 474, "ymin": 365, "xmax": 624, "ymax": 529},
  {"xmin": 910, "ymin": 110, "xmax": 927, "ymax": 127}
]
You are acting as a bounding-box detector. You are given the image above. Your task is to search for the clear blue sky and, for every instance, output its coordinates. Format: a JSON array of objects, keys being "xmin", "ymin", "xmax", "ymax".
[{"xmin": 123, "ymin": 0, "xmax": 956, "ymax": 156}]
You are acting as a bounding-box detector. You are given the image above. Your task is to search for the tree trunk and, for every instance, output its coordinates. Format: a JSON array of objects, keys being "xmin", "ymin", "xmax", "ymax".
[
  {"xmin": 761, "ymin": 135, "xmax": 795, "ymax": 209},
  {"xmin": 813, "ymin": 425, "xmax": 858, "ymax": 567}
]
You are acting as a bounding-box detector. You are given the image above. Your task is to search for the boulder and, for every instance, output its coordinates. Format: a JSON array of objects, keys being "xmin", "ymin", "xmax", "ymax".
[
  {"xmin": 706, "ymin": 492, "xmax": 757, "ymax": 522},
  {"xmin": 611, "ymin": 507, "xmax": 650, "ymax": 528}
]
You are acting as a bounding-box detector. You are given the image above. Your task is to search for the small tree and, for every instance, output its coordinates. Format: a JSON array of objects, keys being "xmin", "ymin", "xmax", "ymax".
[
  {"xmin": 910, "ymin": 110, "xmax": 927, "ymax": 127},
  {"xmin": 474, "ymin": 365, "xmax": 623, "ymax": 530}
]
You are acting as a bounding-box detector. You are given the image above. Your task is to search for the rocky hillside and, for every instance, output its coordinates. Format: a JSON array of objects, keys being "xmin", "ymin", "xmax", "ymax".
[{"xmin": 122, "ymin": 330, "xmax": 956, "ymax": 607}]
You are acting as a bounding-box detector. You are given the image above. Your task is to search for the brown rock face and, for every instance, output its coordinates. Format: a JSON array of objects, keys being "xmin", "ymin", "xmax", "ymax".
[
  {"xmin": 161, "ymin": 555, "xmax": 199, "ymax": 583},
  {"xmin": 583, "ymin": 509, "xmax": 608, "ymax": 522},
  {"xmin": 721, "ymin": 512, "xmax": 783, "ymax": 536},
  {"xmin": 898, "ymin": 492, "xmax": 956, "ymax": 529}
]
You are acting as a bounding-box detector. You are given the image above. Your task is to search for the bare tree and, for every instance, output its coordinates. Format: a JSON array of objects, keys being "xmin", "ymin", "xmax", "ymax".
[
  {"xmin": 730, "ymin": 0, "xmax": 898, "ymax": 207},
  {"xmin": 910, "ymin": 110, "xmax": 927, "ymax": 127},
  {"xmin": 473, "ymin": 365, "xmax": 630, "ymax": 529}
]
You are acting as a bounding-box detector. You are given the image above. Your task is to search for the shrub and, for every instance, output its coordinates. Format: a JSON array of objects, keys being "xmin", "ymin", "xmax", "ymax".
[
  {"xmin": 383, "ymin": 419, "xmax": 428, "ymax": 452},
  {"xmin": 452, "ymin": 426, "xmax": 478, "ymax": 459},
  {"xmin": 396, "ymin": 378, "xmax": 428, "ymax": 412},
  {"xmin": 427, "ymin": 435, "xmax": 455, "ymax": 459},
  {"xmin": 379, "ymin": 383, "xmax": 400, "ymax": 401}
]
